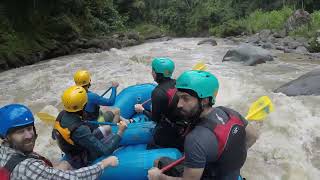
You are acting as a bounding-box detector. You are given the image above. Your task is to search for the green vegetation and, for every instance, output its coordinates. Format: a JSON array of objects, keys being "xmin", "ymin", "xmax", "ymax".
[{"xmin": 1, "ymin": 0, "xmax": 320, "ymax": 69}]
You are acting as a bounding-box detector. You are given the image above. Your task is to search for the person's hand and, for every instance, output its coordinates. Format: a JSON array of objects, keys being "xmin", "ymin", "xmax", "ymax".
[
  {"xmin": 148, "ymin": 167, "xmax": 163, "ymax": 180},
  {"xmin": 117, "ymin": 120, "xmax": 128, "ymax": 136},
  {"xmin": 134, "ymin": 104, "xmax": 145, "ymax": 113},
  {"xmin": 111, "ymin": 81, "xmax": 119, "ymax": 88},
  {"xmin": 100, "ymin": 156, "xmax": 119, "ymax": 169}
]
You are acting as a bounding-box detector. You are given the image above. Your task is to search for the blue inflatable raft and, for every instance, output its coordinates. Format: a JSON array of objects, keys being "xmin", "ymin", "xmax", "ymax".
[
  {"xmin": 113, "ymin": 83, "xmax": 155, "ymax": 119},
  {"xmin": 95, "ymin": 144, "xmax": 182, "ymax": 180},
  {"xmin": 108, "ymin": 83, "xmax": 156, "ymax": 145}
]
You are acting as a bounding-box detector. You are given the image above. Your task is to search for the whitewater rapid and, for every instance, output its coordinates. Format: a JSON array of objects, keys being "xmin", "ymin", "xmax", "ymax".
[{"xmin": 0, "ymin": 38, "xmax": 319, "ymax": 180}]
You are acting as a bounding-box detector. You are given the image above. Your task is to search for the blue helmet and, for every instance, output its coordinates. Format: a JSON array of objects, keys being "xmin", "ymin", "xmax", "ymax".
[{"xmin": 0, "ymin": 104, "xmax": 35, "ymax": 138}]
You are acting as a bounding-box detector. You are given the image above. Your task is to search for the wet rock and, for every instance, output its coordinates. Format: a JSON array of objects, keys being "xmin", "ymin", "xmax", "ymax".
[
  {"xmin": 276, "ymin": 46, "xmax": 285, "ymax": 51},
  {"xmin": 222, "ymin": 44, "xmax": 274, "ymax": 66},
  {"xmin": 288, "ymin": 41, "xmax": 302, "ymax": 49},
  {"xmin": 273, "ymin": 30, "xmax": 287, "ymax": 38},
  {"xmin": 274, "ymin": 68, "xmax": 320, "ymax": 96},
  {"xmin": 285, "ymin": 9, "xmax": 311, "ymax": 33},
  {"xmin": 122, "ymin": 39, "xmax": 140, "ymax": 47},
  {"xmin": 281, "ymin": 36, "xmax": 295, "ymax": 46},
  {"xmin": 197, "ymin": 38, "xmax": 217, "ymax": 46},
  {"xmin": 259, "ymin": 29, "xmax": 272, "ymax": 42},
  {"xmin": 245, "ymin": 34, "xmax": 260, "ymax": 44},
  {"xmin": 72, "ymin": 48, "xmax": 102, "ymax": 54},
  {"xmin": 262, "ymin": 42, "xmax": 275, "ymax": 49},
  {"xmin": 0, "ymin": 56, "xmax": 9, "ymax": 71},
  {"xmin": 146, "ymin": 36, "xmax": 172, "ymax": 43},
  {"xmin": 126, "ymin": 32, "xmax": 141, "ymax": 41},
  {"xmin": 294, "ymin": 46, "xmax": 309, "ymax": 54},
  {"xmin": 284, "ymin": 48, "xmax": 294, "ymax": 53}
]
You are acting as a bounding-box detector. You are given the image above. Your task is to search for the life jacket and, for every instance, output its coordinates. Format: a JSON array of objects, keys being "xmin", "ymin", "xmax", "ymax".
[
  {"xmin": 200, "ymin": 106, "xmax": 247, "ymax": 178},
  {"xmin": 83, "ymin": 106, "xmax": 100, "ymax": 121},
  {"xmin": 0, "ymin": 153, "xmax": 53, "ymax": 180},
  {"xmin": 158, "ymin": 79, "xmax": 179, "ymax": 122},
  {"xmin": 52, "ymin": 111, "xmax": 84, "ymax": 155}
]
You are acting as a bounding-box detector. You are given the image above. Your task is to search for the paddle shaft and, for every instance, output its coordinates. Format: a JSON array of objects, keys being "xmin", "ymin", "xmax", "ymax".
[
  {"xmin": 86, "ymin": 120, "xmax": 117, "ymax": 126},
  {"xmin": 101, "ymin": 86, "xmax": 113, "ymax": 97},
  {"xmin": 141, "ymin": 98, "xmax": 151, "ymax": 106},
  {"xmin": 161, "ymin": 156, "xmax": 185, "ymax": 173}
]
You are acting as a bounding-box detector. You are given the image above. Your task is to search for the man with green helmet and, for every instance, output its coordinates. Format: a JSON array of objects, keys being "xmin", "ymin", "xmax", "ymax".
[
  {"xmin": 134, "ymin": 57, "xmax": 184, "ymax": 151},
  {"xmin": 148, "ymin": 70, "xmax": 258, "ymax": 180}
]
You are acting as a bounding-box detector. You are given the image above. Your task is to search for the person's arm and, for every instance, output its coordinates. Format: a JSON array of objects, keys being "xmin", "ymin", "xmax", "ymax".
[
  {"xmin": 72, "ymin": 125, "xmax": 121, "ymax": 157},
  {"xmin": 148, "ymin": 167, "xmax": 205, "ymax": 180},
  {"xmin": 245, "ymin": 123, "xmax": 258, "ymax": 149},
  {"xmin": 148, "ymin": 128, "xmax": 216, "ymax": 180},
  {"xmin": 97, "ymin": 87, "xmax": 117, "ymax": 106},
  {"xmin": 17, "ymin": 158, "xmax": 103, "ymax": 180},
  {"xmin": 234, "ymin": 110, "xmax": 258, "ymax": 149}
]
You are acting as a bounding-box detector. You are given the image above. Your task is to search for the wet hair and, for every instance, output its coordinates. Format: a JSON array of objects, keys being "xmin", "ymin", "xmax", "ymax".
[{"xmin": 155, "ymin": 73, "xmax": 171, "ymax": 84}]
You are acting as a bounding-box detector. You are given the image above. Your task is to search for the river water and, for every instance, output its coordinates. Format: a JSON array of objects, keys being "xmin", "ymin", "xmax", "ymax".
[{"xmin": 0, "ymin": 38, "xmax": 320, "ymax": 180}]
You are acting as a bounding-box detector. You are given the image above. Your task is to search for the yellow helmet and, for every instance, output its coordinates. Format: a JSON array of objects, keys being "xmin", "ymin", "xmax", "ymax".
[
  {"xmin": 74, "ymin": 70, "xmax": 91, "ymax": 86},
  {"xmin": 62, "ymin": 86, "xmax": 88, "ymax": 112}
]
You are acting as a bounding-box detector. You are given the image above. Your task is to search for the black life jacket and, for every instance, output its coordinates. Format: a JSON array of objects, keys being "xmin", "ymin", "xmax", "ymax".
[
  {"xmin": 157, "ymin": 79, "xmax": 179, "ymax": 123},
  {"xmin": 200, "ymin": 107, "xmax": 247, "ymax": 178},
  {"xmin": 52, "ymin": 111, "xmax": 85, "ymax": 156},
  {"xmin": 0, "ymin": 153, "xmax": 53, "ymax": 180},
  {"xmin": 83, "ymin": 106, "xmax": 100, "ymax": 121}
]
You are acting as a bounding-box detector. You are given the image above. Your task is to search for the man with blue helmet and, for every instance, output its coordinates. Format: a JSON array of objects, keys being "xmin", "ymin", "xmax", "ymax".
[{"xmin": 0, "ymin": 104, "xmax": 119, "ymax": 180}]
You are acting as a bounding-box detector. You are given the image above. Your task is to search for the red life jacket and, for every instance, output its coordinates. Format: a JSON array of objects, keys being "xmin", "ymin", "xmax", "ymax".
[{"xmin": 200, "ymin": 106, "xmax": 247, "ymax": 177}]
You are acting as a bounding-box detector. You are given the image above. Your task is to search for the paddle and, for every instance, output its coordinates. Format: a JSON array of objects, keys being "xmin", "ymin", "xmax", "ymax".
[
  {"xmin": 101, "ymin": 86, "xmax": 113, "ymax": 97},
  {"xmin": 192, "ymin": 62, "xmax": 207, "ymax": 71},
  {"xmin": 160, "ymin": 96, "xmax": 274, "ymax": 173}
]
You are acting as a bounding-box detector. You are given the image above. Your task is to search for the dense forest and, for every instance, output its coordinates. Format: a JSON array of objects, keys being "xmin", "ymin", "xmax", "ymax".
[{"xmin": 1, "ymin": 0, "xmax": 320, "ymax": 70}]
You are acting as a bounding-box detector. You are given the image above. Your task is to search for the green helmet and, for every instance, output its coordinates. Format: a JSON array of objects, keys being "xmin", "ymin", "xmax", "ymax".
[
  {"xmin": 176, "ymin": 70, "xmax": 219, "ymax": 104},
  {"xmin": 152, "ymin": 57, "xmax": 175, "ymax": 78}
]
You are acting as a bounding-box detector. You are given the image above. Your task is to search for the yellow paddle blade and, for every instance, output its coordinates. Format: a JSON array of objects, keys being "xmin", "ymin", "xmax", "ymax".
[
  {"xmin": 245, "ymin": 96, "xmax": 274, "ymax": 121},
  {"xmin": 192, "ymin": 62, "xmax": 207, "ymax": 71},
  {"xmin": 36, "ymin": 112, "xmax": 56, "ymax": 124}
]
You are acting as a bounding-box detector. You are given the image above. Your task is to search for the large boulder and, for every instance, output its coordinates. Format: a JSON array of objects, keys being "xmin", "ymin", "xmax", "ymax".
[
  {"xmin": 222, "ymin": 44, "xmax": 274, "ymax": 66},
  {"xmin": 274, "ymin": 69, "xmax": 320, "ymax": 96},
  {"xmin": 284, "ymin": 9, "xmax": 311, "ymax": 33},
  {"xmin": 197, "ymin": 38, "xmax": 217, "ymax": 46}
]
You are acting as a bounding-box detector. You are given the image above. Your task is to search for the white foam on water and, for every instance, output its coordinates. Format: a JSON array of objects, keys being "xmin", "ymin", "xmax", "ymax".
[{"xmin": 0, "ymin": 38, "xmax": 319, "ymax": 179}]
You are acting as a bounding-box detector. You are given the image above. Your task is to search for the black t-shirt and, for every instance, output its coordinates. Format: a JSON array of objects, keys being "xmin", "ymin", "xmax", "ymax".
[{"xmin": 144, "ymin": 79, "xmax": 178, "ymax": 123}]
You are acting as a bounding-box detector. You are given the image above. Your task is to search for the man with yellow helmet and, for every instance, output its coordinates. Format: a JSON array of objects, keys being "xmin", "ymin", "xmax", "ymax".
[
  {"xmin": 52, "ymin": 86, "xmax": 127, "ymax": 169},
  {"xmin": 74, "ymin": 70, "xmax": 120, "ymax": 127}
]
